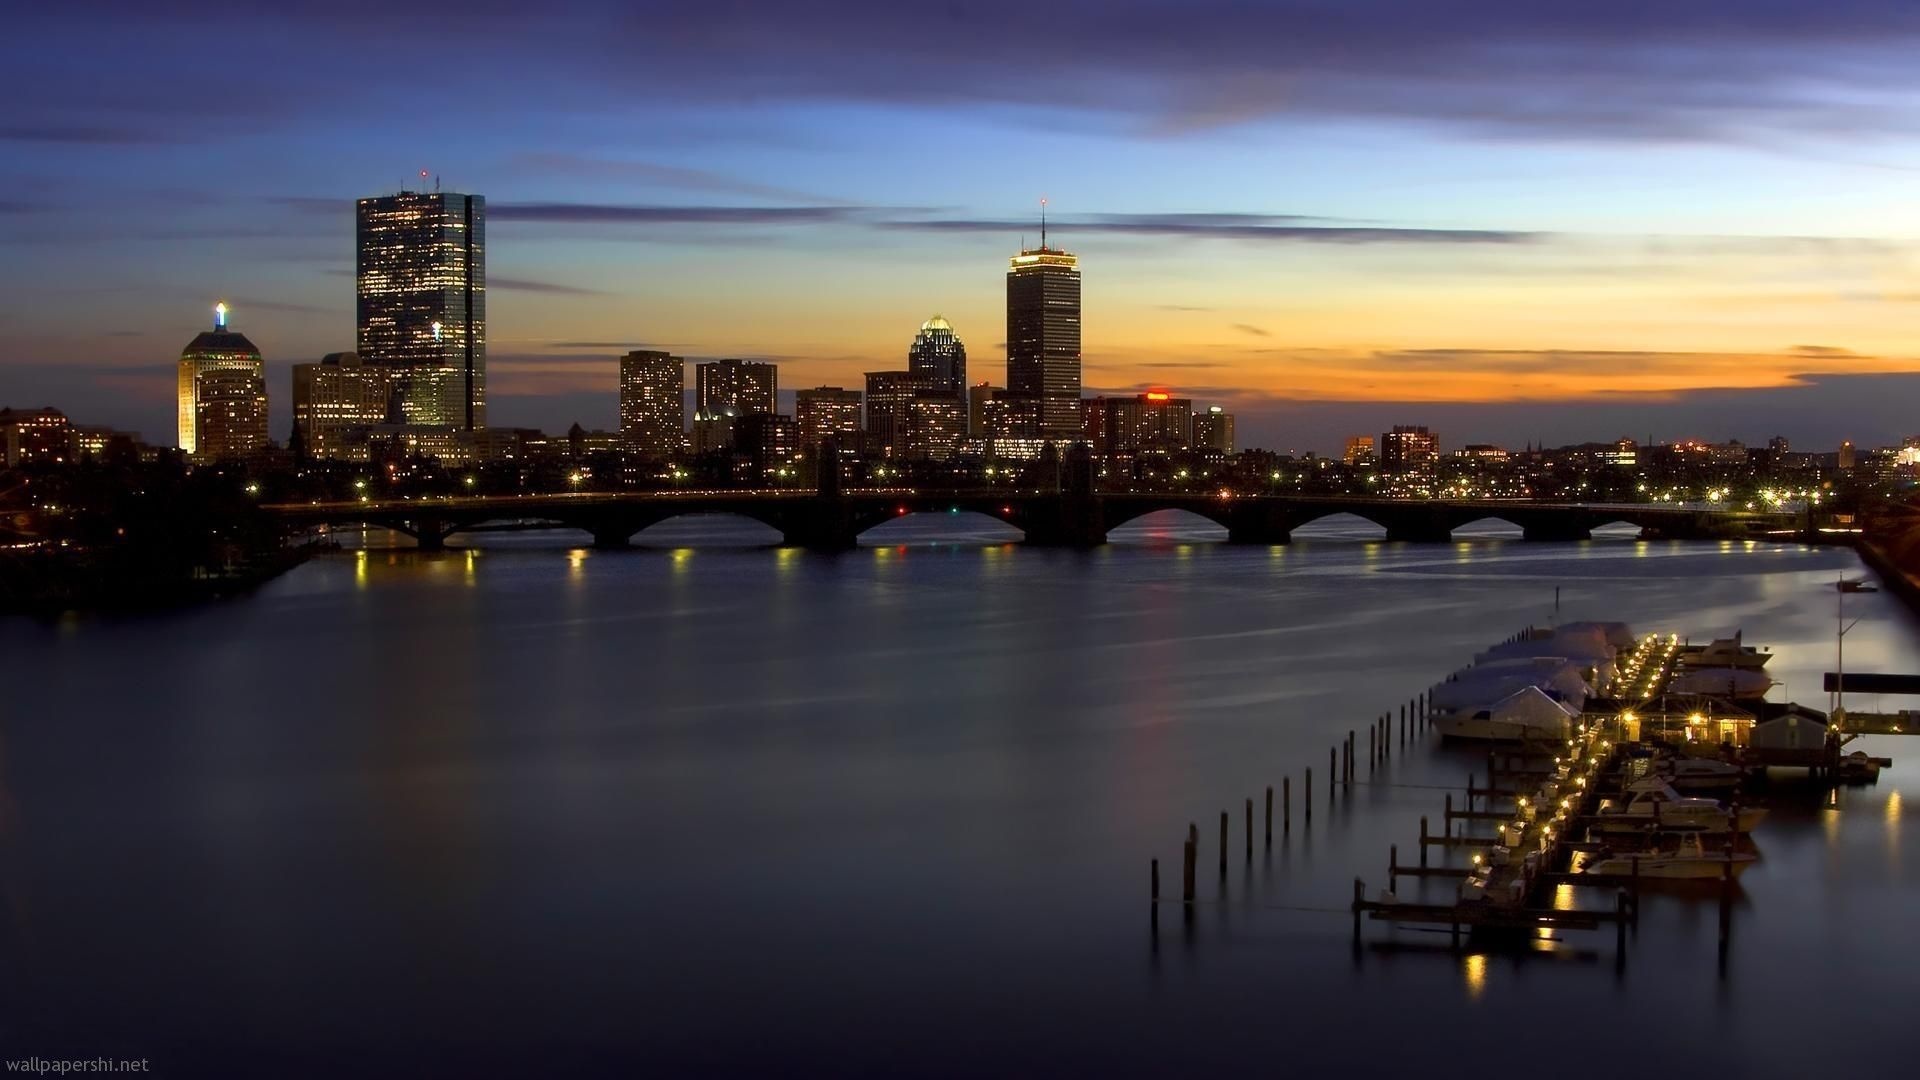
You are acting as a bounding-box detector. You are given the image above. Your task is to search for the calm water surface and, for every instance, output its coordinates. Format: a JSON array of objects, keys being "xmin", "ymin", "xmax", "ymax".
[{"xmin": 2, "ymin": 513, "xmax": 1916, "ymax": 1077}]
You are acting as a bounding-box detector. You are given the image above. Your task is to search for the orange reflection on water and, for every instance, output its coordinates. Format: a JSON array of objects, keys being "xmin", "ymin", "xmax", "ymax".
[{"xmin": 1462, "ymin": 952, "xmax": 1487, "ymax": 1000}]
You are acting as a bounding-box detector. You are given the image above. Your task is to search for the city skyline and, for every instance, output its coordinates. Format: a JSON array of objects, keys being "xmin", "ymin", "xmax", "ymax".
[{"xmin": 12, "ymin": 4, "xmax": 1920, "ymax": 452}]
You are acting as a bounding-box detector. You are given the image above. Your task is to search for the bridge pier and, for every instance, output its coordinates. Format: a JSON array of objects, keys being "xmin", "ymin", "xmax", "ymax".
[
  {"xmin": 1522, "ymin": 523, "xmax": 1592, "ymax": 542},
  {"xmin": 1018, "ymin": 496, "xmax": 1108, "ymax": 547},
  {"xmin": 1224, "ymin": 502, "xmax": 1293, "ymax": 545},
  {"xmin": 774, "ymin": 500, "xmax": 865, "ymax": 551},
  {"xmin": 590, "ymin": 526, "xmax": 635, "ymax": 549},
  {"xmin": 408, "ymin": 517, "xmax": 453, "ymax": 551}
]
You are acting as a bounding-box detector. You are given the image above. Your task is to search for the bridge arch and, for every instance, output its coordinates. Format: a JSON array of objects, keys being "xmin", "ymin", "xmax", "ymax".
[
  {"xmin": 627, "ymin": 511, "xmax": 786, "ymax": 546},
  {"xmin": 1102, "ymin": 502, "xmax": 1234, "ymax": 534},
  {"xmin": 855, "ymin": 508, "xmax": 1025, "ymax": 544},
  {"xmin": 1287, "ymin": 509, "xmax": 1392, "ymax": 538},
  {"xmin": 1448, "ymin": 515, "xmax": 1526, "ymax": 538},
  {"xmin": 1105, "ymin": 507, "xmax": 1230, "ymax": 542}
]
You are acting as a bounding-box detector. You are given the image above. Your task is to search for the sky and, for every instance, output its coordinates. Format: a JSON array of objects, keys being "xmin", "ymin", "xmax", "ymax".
[{"xmin": 6, "ymin": 0, "xmax": 1920, "ymax": 453}]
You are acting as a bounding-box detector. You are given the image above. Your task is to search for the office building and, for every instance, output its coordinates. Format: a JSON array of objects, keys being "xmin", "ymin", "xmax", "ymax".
[
  {"xmin": 1343, "ymin": 435, "xmax": 1376, "ymax": 466},
  {"xmin": 0, "ymin": 407, "xmax": 72, "ymax": 467},
  {"xmin": 864, "ymin": 371, "xmax": 917, "ymax": 458},
  {"xmin": 967, "ymin": 382, "xmax": 998, "ymax": 437},
  {"xmin": 1193, "ymin": 405, "xmax": 1235, "ymax": 453},
  {"xmin": 690, "ymin": 405, "xmax": 740, "ymax": 455},
  {"xmin": 355, "ymin": 189, "xmax": 486, "ymax": 429},
  {"xmin": 1005, "ymin": 226, "xmax": 1082, "ymax": 440},
  {"xmin": 193, "ymin": 367, "xmax": 269, "ymax": 462},
  {"xmin": 1084, "ymin": 393, "xmax": 1192, "ymax": 456},
  {"xmin": 695, "ymin": 359, "xmax": 776, "ymax": 417},
  {"xmin": 737, "ymin": 413, "xmax": 800, "ymax": 482},
  {"xmin": 292, "ymin": 352, "xmax": 393, "ymax": 462},
  {"xmin": 178, "ymin": 303, "xmax": 267, "ymax": 460},
  {"xmin": 907, "ymin": 316, "xmax": 966, "ymax": 399},
  {"xmin": 795, "ymin": 387, "xmax": 863, "ymax": 453},
  {"xmin": 619, "ymin": 350, "xmax": 685, "ymax": 459}
]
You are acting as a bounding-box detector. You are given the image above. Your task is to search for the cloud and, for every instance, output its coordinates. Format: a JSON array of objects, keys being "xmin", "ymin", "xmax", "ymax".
[
  {"xmin": 1231, "ymin": 323, "xmax": 1271, "ymax": 337},
  {"xmin": 509, "ymin": 153, "xmax": 839, "ymax": 204},
  {"xmin": 490, "ymin": 203, "xmax": 860, "ymax": 225},
  {"xmin": 489, "ymin": 276, "xmax": 609, "ymax": 296},
  {"xmin": 0, "ymin": 124, "xmax": 170, "ymax": 144},
  {"xmin": 887, "ymin": 212, "xmax": 1537, "ymax": 244}
]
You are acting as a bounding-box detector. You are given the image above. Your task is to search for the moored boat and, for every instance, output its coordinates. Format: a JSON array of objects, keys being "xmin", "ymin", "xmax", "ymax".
[
  {"xmin": 1591, "ymin": 778, "xmax": 1767, "ymax": 835},
  {"xmin": 1581, "ymin": 834, "xmax": 1756, "ymax": 879}
]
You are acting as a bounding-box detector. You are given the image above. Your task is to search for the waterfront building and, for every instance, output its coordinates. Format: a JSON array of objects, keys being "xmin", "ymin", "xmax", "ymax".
[
  {"xmin": 1005, "ymin": 224, "xmax": 1081, "ymax": 440},
  {"xmin": 907, "ymin": 397, "xmax": 966, "ymax": 461},
  {"xmin": 1084, "ymin": 393, "xmax": 1192, "ymax": 457},
  {"xmin": 0, "ymin": 407, "xmax": 72, "ymax": 466},
  {"xmin": 1380, "ymin": 425, "xmax": 1438, "ymax": 473},
  {"xmin": 736, "ymin": 413, "xmax": 801, "ymax": 482},
  {"xmin": 619, "ymin": 350, "xmax": 685, "ymax": 460},
  {"xmin": 984, "ymin": 391, "xmax": 1046, "ymax": 460},
  {"xmin": 355, "ymin": 189, "xmax": 486, "ymax": 429},
  {"xmin": 695, "ymin": 359, "xmax": 776, "ymax": 418},
  {"xmin": 1193, "ymin": 405, "xmax": 1235, "ymax": 453},
  {"xmin": 794, "ymin": 387, "xmax": 863, "ymax": 453},
  {"xmin": 178, "ymin": 304, "xmax": 267, "ymax": 460},
  {"xmin": 292, "ymin": 352, "xmax": 393, "ymax": 462},
  {"xmin": 907, "ymin": 316, "xmax": 967, "ymax": 400},
  {"xmin": 1343, "ymin": 435, "xmax": 1375, "ymax": 466}
]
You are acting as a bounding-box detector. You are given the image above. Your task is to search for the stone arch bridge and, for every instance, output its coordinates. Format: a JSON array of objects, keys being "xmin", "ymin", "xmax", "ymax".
[{"xmin": 265, "ymin": 491, "xmax": 1802, "ymax": 551}]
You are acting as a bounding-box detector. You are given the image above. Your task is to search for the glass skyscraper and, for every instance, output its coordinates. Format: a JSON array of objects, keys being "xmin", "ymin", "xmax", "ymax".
[
  {"xmin": 1005, "ymin": 238, "xmax": 1081, "ymax": 440},
  {"xmin": 355, "ymin": 190, "xmax": 486, "ymax": 429}
]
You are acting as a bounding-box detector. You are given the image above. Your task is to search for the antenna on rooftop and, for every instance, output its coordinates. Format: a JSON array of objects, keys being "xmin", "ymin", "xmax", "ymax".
[{"xmin": 1040, "ymin": 197, "xmax": 1048, "ymax": 251}]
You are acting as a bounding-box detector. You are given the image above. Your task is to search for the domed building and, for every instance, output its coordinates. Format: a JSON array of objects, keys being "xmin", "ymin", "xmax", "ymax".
[
  {"xmin": 177, "ymin": 303, "xmax": 267, "ymax": 461},
  {"xmin": 907, "ymin": 315, "xmax": 966, "ymax": 399}
]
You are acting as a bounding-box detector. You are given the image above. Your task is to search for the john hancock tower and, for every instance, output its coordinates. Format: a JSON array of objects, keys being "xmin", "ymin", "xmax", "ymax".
[{"xmin": 355, "ymin": 188, "xmax": 487, "ymax": 430}]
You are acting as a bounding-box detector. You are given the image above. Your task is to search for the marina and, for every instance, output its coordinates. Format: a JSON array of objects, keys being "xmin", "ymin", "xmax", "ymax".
[{"xmin": 1153, "ymin": 606, "xmax": 1911, "ymax": 971}]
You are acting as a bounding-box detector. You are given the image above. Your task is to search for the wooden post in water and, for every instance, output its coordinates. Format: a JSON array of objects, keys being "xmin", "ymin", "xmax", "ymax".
[
  {"xmin": 1151, "ymin": 859, "xmax": 1160, "ymax": 929},
  {"xmin": 1245, "ymin": 798, "xmax": 1253, "ymax": 863},
  {"xmin": 1389, "ymin": 844, "xmax": 1398, "ymax": 891},
  {"xmin": 1182, "ymin": 832, "xmax": 1196, "ymax": 913},
  {"xmin": 1717, "ymin": 855, "xmax": 1734, "ymax": 958},
  {"xmin": 1264, "ymin": 786, "xmax": 1273, "ymax": 848},
  {"xmin": 1283, "ymin": 777, "xmax": 1291, "ymax": 833},
  {"xmin": 1330, "ymin": 747, "xmax": 1337, "ymax": 799},
  {"xmin": 1351, "ymin": 879, "xmax": 1363, "ymax": 949},
  {"xmin": 1420, "ymin": 816, "xmax": 1429, "ymax": 868},
  {"xmin": 1219, "ymin": 811, "xmax": 1228, "ymax": 878},
  {"xmin": 1615, "ymin": 890, "xmax": 1628, "ymax": 958},
  {"xmin": 1305, "ymin": 768, "xmax": 1312, "ymax": 825},
  {"xmin": 1368, "ymin": 726, "xmax": 1376, "ymax": 770}
]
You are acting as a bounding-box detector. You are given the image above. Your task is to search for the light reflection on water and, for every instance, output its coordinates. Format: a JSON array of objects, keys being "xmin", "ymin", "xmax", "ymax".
[{"xmin": 3, "ymin": 515, "xmax": 1918, "ymax": 1075}]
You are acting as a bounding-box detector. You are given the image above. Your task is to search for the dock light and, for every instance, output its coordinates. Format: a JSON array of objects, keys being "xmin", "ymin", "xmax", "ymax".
[{"xmin": 1472, "ymin": 854, "xmax": 1483, "ymax": 866}]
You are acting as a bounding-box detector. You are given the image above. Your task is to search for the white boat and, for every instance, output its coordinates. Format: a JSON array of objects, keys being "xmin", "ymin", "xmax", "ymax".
[
  {"xmin": 1582, "ymin": 834, "xmax": 1757, "ymax": 879},
  {"xmin": 1433, "ymin": 685, "xmax": 1579, "ymax": 742},
  {"xmin": 1591, "ymin": 779, "xmax": 1767, "ymax": 835},
  {"xmin": 1676, "ymin": 631, "xmax": 1771, "ymax": 670},
  {"xmin": 1654, "ymin": 756, "xmax": 1745, "ymax": 792},
  {"xmin": 1835, "ymin": 751, "xmax": 1882, "ymax": 783}
]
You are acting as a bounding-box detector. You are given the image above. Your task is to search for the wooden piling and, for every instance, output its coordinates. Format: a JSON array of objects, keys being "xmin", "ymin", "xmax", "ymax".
[
  {"xmin": 1264, "ymin": 785, "xmax": 1273, "ymax": 848},
  {"xmin": 1219, "ymin": 811, "xmax": 1228, "ymax": 878},
  {"xmin": 1351, "ymin": 879, "xmax": 1363, "ymax": 948},
  {"xmin": 1330, "ymin": 747, "xmax": 1337, "ymax": 798},
  {"xmin": 1305, "ymin": 768, "xmax": 1312, "ymax": 824},
  {"xmin": 1182, "ymin": 834, "xmax": 1196, "ymax": 910},
  {"xmin": 1717, "ymin": 856, "xmax": 1733, "ymax": 953},
  {"xmin": 1615, "ymin": 890, "xmax": 1628, "ymax": 957},
  {"xmin": 1420, "ymin": 817, "xmax": 1429, "ymax": 868},
  {"xmin": 1283, "ymin": 776, "xmax": 1292, "ymax": 833},
  {"xmin": 1151, "ymin": 858, "xmax": 1160, "ymax": 928},
  {"xmin": 1368, "ymin": 726, "xmax": 1376, "ymax": 769},
  {"xmin": 1245, "ymin": 798, "xmax": 1253, "ymax": 862},
  {"xmin": 1389, "ymin": 844, "xmax": 1398, "ymax": 891}
]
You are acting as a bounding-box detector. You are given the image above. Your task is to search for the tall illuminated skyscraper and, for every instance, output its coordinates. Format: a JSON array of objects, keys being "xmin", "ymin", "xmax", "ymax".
[
  {"xmin": 177, "ymin": 302, "xmax": 267, "ymax": 460},
  {"xmin": 355, "ymin": 189, "xmax": 486, "ymax": 429},
  {"xmin": 907, "ymin": 316, "xmax": 966, "ymax": 399},
  {"xmin": 619, "ymin": 350, "xmax": 685, "ymax": 459},
  {"xmin": 1005, "ymin": 213, "xmax": 1081, "ymax": 440}
]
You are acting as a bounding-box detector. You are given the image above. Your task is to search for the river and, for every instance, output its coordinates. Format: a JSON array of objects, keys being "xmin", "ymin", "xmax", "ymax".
[{"xmin": 1, "ymin": 514, "xmax": 1914, "ymax": 1077}]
